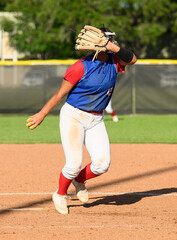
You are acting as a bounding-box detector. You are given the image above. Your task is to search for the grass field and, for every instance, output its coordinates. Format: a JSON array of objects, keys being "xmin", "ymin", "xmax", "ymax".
[{"xmin": 0, "ymin": 114, "xmax": 177, "ymax": 144}]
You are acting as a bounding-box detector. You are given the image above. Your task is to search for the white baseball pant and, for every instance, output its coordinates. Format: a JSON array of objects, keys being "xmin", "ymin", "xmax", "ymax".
[
  {"xmin": 105, "ymin": 100, "xmax": 113, "ymax": 114},
  {"xmin": 60, "ymin": 103, "xmax": 111, "ymax": 179}
]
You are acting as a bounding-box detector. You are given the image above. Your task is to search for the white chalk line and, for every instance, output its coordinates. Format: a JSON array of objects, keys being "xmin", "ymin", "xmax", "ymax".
[
  {"xmin": 0, "ymin": 192, "xmax": 176, "ymax": 230},
  {"xmin": 0, "ymin": 192, "xmax": 177, "ymax": 196},
  {"xmin": 0, "ymin": 191, "xmax": 176, "ymax": 212},
  {"xmin": 8, "ymin": 208, "xmax": 44, "ymax": 211},
  {"xmin": 0, "ymin": 224, "xmax": 135, "ymax": 230}
]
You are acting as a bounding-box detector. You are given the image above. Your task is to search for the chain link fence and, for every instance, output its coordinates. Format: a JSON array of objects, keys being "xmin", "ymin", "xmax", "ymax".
[{"xmin": 0, "ymin": 59, "xmax": 177, "ymax": 114}]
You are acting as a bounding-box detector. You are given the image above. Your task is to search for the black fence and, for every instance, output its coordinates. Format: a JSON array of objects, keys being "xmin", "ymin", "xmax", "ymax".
[{"xmin": 0, "ymin": 60, "xmax": 177, "ymax": 114}]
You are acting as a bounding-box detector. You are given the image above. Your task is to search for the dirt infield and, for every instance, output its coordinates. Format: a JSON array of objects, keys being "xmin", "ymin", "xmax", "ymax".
[{"xmin": 0, "ymin": 144, "xmax": 177, "ymax": 240}]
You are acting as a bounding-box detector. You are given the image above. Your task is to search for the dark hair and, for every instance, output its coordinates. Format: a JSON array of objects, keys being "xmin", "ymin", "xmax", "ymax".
[
  {"xmin": 99, "ymin": 26, "xmax": 115, "ymax": 43},
  {"xmin": 99, "ymin": 27, "xmax": 113, "ymax": 33}
]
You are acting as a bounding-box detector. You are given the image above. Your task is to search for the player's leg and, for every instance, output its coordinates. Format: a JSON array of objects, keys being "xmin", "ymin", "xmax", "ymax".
[
  {"xmin": 72, "ymin": 114, "xmax": 110, "ymax": 203},
  {"xmin": 105, "ymin": 100, "xmax": 113, "ymax": 114},
  {"xmin": 105, "ymin": 101, "xmax": 118, "ymax": 122},
  {"xmin": 59, "ymin": 103, "xmax": 86, "ymax": 193},
  {"xmin": 52, "ymin": 103, "xmax": 85, "ymax": 214},
  {"xmin": 75, "ymin": 117, "xmax": 110, "ymax": 187},
  {"xmin": 84, "ymin": 119, "xmax": 111, "ymax": 177}
]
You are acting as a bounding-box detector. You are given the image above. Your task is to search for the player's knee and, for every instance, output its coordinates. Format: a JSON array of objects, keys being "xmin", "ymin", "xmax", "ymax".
[
  {"xmin": 62, "ymin": 164, "xmax": 81, "ymax": 179},
  {"xmin": 91, "ymin": 156, "xmax": 111, "ymax": 175},
  {"xmin": 100, "ymin": 161, "xmax": 110, "ymax": 173}
]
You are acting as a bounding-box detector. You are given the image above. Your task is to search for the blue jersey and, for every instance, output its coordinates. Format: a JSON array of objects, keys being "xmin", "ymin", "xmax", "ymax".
[{"xmin": 66, "ymin": 54, "xmax": 123, "ymax": 112}]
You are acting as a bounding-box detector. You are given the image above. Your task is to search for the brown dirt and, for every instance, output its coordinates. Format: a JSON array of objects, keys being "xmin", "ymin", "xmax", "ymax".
[{"xmin": 0, "ymin": 144, "xmax": 177, "ymax": 240}]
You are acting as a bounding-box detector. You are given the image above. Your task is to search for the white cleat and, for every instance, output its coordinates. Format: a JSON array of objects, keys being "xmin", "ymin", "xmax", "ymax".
[
  {"xmin": 112, "ymin": 115, "xmax": 118, "ymax": 122},
  {"xmin": 72, "ymin": 179, "xmax": 89, "ymax": 203},
  {"xmin": 52, "ymin": 191, "xmax": 69, "ymax": 214}
]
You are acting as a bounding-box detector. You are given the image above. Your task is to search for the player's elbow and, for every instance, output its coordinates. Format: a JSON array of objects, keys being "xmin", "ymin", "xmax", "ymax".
[{"xmin": 130, "ymin": 54, "xmax": 137, "ymax": 65}]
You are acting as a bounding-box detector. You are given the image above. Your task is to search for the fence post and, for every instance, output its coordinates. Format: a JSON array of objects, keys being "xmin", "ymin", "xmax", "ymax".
[
  {"xmin": 0, "ymin": 27, "xmax": 3, "ymax": 60},
  {"xmin": 43, "ymin": 66, "xmax": 47, "ymax": 106},
  {"xmin": 131, "ymin": 66, "xmax": 136, "ymax": 115}
]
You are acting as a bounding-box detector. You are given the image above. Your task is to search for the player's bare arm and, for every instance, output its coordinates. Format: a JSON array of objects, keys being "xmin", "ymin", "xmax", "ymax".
[
  {"xmin": 106, "ymin": 41, "xmax": 137, "ymax": 66},
  {"xmin": 26, "ymin": 79, "xmax": 73, "ymax": 129}
]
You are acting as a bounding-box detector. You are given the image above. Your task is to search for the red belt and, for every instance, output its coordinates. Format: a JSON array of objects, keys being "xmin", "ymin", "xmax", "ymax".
[{"xmin": 77, "ymin": 108, "xmax": 103, "ymax": 115}]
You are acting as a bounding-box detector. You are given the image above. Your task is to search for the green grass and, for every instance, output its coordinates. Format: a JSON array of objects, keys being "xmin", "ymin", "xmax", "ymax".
[{"xmin": 0, "ymin": 114, "xmax": 177, "ymax": 144}]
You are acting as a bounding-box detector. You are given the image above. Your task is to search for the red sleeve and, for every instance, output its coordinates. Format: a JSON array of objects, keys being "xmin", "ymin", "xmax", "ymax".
[
  {"xmin": 63, "ymin": 60, "xmax": 84, "ymax": 85},
  {"xmin": 113, "ymin": 55, "xmax": 126, "ymax": 73}
]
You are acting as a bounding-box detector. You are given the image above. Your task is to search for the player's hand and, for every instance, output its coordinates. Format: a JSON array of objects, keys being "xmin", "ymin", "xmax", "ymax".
[
  {"xmin": 105, "ymin": 41, "xmax": 120, "ymax": 53},
  {"xmin": 26, "ymin": 111, "xmax": 45, "ymax": 130}
]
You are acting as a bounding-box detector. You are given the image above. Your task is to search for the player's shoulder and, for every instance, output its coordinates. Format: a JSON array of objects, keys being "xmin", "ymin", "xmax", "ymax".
[
  {"xmin": 69, "ymin": 58, "xmax": 85, "ymax": 71},
  {"xmin": 63, "ymin": 59, "xmax": 85, "ymax": 85}
]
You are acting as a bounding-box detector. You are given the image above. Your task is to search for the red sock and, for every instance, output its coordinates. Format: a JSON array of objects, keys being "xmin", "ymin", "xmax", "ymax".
[
  {"xmin": 75, "ymin": 163, "xmax": 99, "ymax": 183},
  {"xmin": 111, "ymin": 110, "xmax": 116, "ymax": 117},
  {"xmin": 57, "ymin": 172, "xmax": 72, "ymax": 196}
]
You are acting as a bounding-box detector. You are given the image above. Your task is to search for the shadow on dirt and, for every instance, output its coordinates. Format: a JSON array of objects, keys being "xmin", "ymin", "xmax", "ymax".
[
  {"xmin": 0, "ymin": 165, "xmax": 176, "ymax": 215},
  {"xmin": 77, "ymin": 187, "xmax": 177, "ymax": 209},
  {"xmin": 87, "ymin": 165, "xmax": 177, "ymax": 191}
]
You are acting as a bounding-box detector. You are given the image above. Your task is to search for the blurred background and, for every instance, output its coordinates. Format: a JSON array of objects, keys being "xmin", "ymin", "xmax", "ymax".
[{"xmin": 0, "ymin": 0, "xmax": 177, "ymax": 114}]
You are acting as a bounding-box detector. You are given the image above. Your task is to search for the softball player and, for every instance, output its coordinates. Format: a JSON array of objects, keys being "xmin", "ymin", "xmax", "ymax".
[
  {"xmin": 26, "ymin": 25, "xmax": 137, "ymax": 214},
  {"xmin": 105, "ymin": 100, "xmax": 119, "ymax": 122}
]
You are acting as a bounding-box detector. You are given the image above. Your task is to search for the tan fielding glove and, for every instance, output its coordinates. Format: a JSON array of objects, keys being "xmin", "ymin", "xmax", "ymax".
[{"xmin": 75, "ymin": 25, "xmax": 110, "ymax": 52}]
